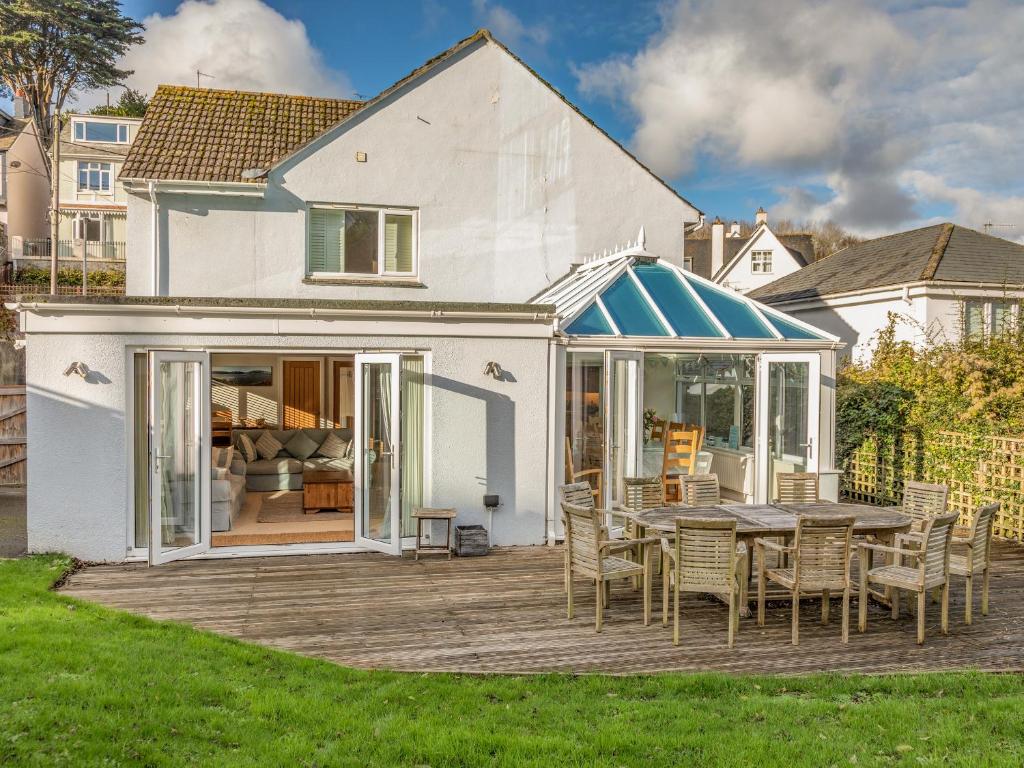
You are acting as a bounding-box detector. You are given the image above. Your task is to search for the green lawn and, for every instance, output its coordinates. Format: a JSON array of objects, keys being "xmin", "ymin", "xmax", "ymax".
[{"xmin": 2, "ymin": 556, "xmax": 1023, "ymax": 767}]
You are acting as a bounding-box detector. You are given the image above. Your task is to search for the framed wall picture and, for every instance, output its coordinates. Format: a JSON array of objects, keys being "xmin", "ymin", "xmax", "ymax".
[{"xmin": 211, "ymin": 365, "xmax": 273, "ymax": 387}]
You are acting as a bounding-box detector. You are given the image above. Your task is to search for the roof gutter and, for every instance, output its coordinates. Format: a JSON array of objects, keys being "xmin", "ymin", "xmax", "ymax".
[{"xmin": 123, "ymin": 179, "xmax": 267, "ymax": 198}]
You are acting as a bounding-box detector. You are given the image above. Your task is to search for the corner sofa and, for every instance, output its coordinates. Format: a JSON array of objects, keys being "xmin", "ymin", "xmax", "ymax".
[
  {"xmin": 231, "ymin": 427, "xmax": 354, "ymax": 492},
  {"xmin": 212, "ymin": 453, "xmax": 247, "ymax": 532}
]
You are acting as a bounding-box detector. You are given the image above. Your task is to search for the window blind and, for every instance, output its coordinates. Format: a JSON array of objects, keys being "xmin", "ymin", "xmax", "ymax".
[
  {"xmin": 384, "ymin": 213, "xmax": 413, "ymax": 273},
  {"xmin": 308, "ymin": 208, "xmax": 345, "ymax": 272}
]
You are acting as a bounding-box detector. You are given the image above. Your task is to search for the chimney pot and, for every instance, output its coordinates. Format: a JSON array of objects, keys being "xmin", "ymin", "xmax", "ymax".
[
  {"xmin": 12, "ymin": 88, "xmax": 30, "ymax": 119},
  {"xmin": 728, "ymin": 220, "xmax": 741, "ymax": 238},
  {"xmin": 755, "ymin": 207, "xmax": 768, "ymax": 225},
  {"xmin": 711, "ymin": 219, "xmax": 725, "ymax": 276}
]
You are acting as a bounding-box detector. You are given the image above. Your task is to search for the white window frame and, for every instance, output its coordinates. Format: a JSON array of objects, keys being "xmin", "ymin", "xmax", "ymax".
[
  {"xmin": 73, "ymin": 120, "xmax": 130, "ymax": 144},
  {"xmin": 77, "ymin": 160, "xmax": 112, "ymax": 192},
  {"xmin": 750, "ymin": 249, "xmax": 773, "ymax": 274},
  {"xmin": 306, "ymin": 204, "xmax": 418, "ymax": 279},
  {"xmin": 963, "ymin": 297, "xmax": 1020, "ymax": 340}
]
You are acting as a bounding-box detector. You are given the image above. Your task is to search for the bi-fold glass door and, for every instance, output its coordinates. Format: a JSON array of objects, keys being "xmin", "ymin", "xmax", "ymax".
[
  {"xmin": 354, "ymin": 353, "xmax": 402, "ymax": 555},
  {"xmin": 149, "ymin": 351, "xmax": 210, "ymax": 565},
  {"xmin": 604, "ymin": 351, "xmax": 643, "ymax": 510},
  {"xmin": 756, "ymin": 353, "xmax": 820, "ymax": 503}
]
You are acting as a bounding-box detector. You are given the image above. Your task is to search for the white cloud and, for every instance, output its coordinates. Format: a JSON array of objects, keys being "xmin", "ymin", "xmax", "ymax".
[
  {"xmin": 472, "ymin": 0, "xmax": 550, "ymax": 48},
  {"xmin": 92, "ymin": 0, "xmax": 352, "ymax": 102},
  {"xmin": 902, "ymin": 171, "xmax": 1024, "ymax": 243},
  {"xmin": 577, "ymin": 0, "xmax": 1024, "ymax": 236}
]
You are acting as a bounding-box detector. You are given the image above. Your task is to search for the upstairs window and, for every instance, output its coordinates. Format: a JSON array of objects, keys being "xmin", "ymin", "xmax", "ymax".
[
  {"xmin": 73, "ymin": 121, "xmax": 130, "ymax": 143},
  {"xmin": 77, "ymin": 161, "xmax": 112, "ymax": 192},
  {"xmin": 750, "ymin": 250, "xmax": 773, "ymax": 274},
  {"xmin": 307, "ymin": 205, "xmax": 416, "ymax": 277}
]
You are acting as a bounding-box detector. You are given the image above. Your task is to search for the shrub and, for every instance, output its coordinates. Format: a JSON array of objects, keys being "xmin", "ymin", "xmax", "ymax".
[{"xmin": 13, "ymin": 266, "xmax": 125, "ymax": 287}]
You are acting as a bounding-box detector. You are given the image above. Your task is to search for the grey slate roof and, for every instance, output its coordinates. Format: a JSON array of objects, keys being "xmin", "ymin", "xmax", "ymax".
[
  {"xmin": 748, "ymin": 223, "xmax": 1024, "ymax": 304},
  {"xmin": 685, "ymin": 233, "xmax": 815, "ymax": 279}
]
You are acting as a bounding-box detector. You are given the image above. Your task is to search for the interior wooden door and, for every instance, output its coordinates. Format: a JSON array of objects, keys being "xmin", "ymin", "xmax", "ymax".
[
  {"xmin": 332, "ymin": 359, "xmax": 354, "ymax": 428},
  {"xmin": 282, "ymin": 359, "xmax": 321, "ymax": 428}
]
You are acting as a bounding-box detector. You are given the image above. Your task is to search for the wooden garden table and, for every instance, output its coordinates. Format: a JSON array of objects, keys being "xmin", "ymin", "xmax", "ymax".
[{"xmin": 620, "ymin": 502, "xmax": 912, "ymax": 617}]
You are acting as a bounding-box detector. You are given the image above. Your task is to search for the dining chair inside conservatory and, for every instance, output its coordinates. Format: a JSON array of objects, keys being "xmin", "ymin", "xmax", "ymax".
[
  {"xmin": 857, "ymin": 511, "xmax": 959, "ymax": 645},
  {"xmin": 662, "ymin": 427, "xmax": 702, "ymax": 502},
  {"xmin": 560, "ymin": 496, "xmax": 658, "ymax": 632},
  {"xmin": 756, "ymin": 515, "xmax": 855, "ymax": 645},
  {"xmin": 774, "ymin": 472, "xmax": 820, "ymax": 503},
  {"xmin": 564, "ymin": 437, "xmax": 602, "ymax": 503},
  {"xmin": 678, "ymin": 473, "xmax": 721, "ymax": 507},
  {"xmin": 662, "ymin": 518, "xmax": 746, "ymax": 648},
  {"xmin": 948, "ymin": 502, "xmax": 998, "ymax": 625},
  {"xmin": 649, "ymin": 418, "xmax": 666, "ymax": 444}
]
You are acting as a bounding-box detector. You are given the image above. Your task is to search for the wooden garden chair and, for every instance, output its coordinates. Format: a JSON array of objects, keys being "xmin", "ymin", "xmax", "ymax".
[
  {"xmin": 857, "ymin": 511, "xmax": 959, "ymax": 645},
  {"xmin": 948, "ymin": 502, "xmax": 998, "ymax": 625},
  {"xmin": 649, "ymin": 418, "xmax": 666, "ymax": 444},
  {"xmin": 662, "ymin": 426, "xmax": 701, "ymax": 502},
  {"xmin": 559, "ymin": 482, "xmax": 599, "ymax": 593},
  {"xmin": 621, "ymin": 476, "xmax": 666, "ymax": 585},
  {"xmin": 564, "ymin": 436, "xmax": 602, "ymax": 503},
  {"xmin": 774, "ymin": 472, "xmax": 820, "ymax": 503},
  {"xmin": 901, "ymin": 480, "xmax": 950, "ymax": 532},
  {"xmin": 661, "ymin": 518, "xmax": 746, "ymax": 647},
  {"xmin": 560, "ymin": 495, "xmax": 658, "ymax": 632},
  {"xmin": 756, "ymin": 515, "xmax": 855, "ymax": 645},
  {"xmin": 678, "ymin": 473, "xmax": 721, "ymax": 507}
]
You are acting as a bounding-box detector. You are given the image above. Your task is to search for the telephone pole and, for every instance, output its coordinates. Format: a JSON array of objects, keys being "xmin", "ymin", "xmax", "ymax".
[{"xmin": 49, "ymin": 109, "xmax": 60, "ymax": 295}]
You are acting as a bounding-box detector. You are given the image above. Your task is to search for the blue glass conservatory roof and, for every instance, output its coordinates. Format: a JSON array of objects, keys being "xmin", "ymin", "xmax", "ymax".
[{"xmin": 533, "ymin": 241, "xmax": 834, "ymax": 342}]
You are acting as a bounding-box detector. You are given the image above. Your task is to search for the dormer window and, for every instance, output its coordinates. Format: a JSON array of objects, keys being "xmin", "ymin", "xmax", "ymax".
[
  {"xmin": 73, "ymin": 120, "xmax": 130, "ymax": 143},
  {"xmin": 307, "ymin": 205, "xmax": 417, "ymax": 277},
  {"xmin": 751, "ymin": 250, "xmax": 773, "ymax": 274}
]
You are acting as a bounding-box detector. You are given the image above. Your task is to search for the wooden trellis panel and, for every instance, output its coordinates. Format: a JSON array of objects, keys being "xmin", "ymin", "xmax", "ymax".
[
  {"xmin": 843, "ymin": 430, "xmax": 1024, "ymax": 541},
  {"xmin": 0, "ymin": 385, "xmax": 26, "ymax": 486}
]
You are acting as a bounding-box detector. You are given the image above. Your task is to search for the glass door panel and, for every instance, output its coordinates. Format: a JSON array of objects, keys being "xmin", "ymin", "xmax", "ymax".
[
  {"xmin": 756, "ymin": 353, "xmax": 820, "ymax": 503},
  {"xmin": 149, "ymin": 351, "xmax": 209, "ymax": 565},
  {"xmin": 355, "ymin": 354, "xmax": 401, "ymax": 555},
  {"xmin": 564, "ymin": 351, "xmax": 605, "ymax": 513},
  {"xmin": 606, "ymin": 351, "xmax": 642, "ymax": 510}
]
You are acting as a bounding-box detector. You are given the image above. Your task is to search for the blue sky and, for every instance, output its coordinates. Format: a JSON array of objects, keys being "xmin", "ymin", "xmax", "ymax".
[{"xmin": 75, "ymin": 1, "xmax": 1024, "ymax": 238}]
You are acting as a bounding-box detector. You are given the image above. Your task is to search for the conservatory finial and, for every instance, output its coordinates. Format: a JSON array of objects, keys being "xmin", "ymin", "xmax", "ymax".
[{"xmin": 637, "ymin": 226, "xmax": 646, "ymax": 249}]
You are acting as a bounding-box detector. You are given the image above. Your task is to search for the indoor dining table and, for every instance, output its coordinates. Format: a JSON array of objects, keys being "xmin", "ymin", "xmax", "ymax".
[{"xmin": 619, "ymin": 501, "xmax": 913, "ymax": 616}]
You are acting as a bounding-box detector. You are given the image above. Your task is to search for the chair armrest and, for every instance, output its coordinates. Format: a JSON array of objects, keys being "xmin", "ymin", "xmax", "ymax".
[
  {"xmin": 754, "ymin": 537, "xmax": 791, "ymax": 554},
  {"xmin": 857, "ymin": 541, "xmax": 922, "ymax": 560},
  {"xmin": 601, "ymin": 536, "xmax": 660, "ymax": 555},
  {"xmin": 573, "ymin": 468, "xmax": 602, "ymax": 480},
  {"xmin": 951, "ymin": 535, "xmax": 974, "ymax": 548}
]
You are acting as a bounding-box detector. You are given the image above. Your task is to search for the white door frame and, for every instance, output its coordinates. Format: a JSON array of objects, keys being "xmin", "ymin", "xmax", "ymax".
[
  {"xmin": 755, "ymin": 352, "xmax": 820, "ymax": 503},
  {"xmin": 603, "ymin": 350, "xmax": 643, "ymax": 511},
  {"xmin": 354, "ymin": 353, "xmax": 402, "ymax": 555},
  {"xmin": 149, "ymin": 350, "xmax": 211, "ymax": 565}
]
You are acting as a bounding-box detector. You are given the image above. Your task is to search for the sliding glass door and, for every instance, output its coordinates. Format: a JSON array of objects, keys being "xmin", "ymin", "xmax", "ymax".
[
  {"xmin": 149, "ymin": 351, "xmax": 210, "ymax": 565},
  {"xmin": 354, "ymin": 353, "xmax": 401, "ymax": 555},
  {"xmin": 756, "ymin": 353, "xmax": 820, "ymax": 503}
]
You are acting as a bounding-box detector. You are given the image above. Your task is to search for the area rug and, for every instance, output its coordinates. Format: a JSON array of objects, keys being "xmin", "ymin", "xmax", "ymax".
[{"xmin": 257, "ymin": 493, "xmax": 348, "ymax": 523}]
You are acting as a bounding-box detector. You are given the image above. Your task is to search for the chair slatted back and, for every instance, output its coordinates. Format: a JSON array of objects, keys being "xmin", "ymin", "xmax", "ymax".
[
  {"xmin": 792, "ymin": 515, "xmax": 854, "ymax": 589},
  {"xmin": 563, "ymin": 437, "xmax": 578, "ymax": 484},
  {"xmin": 775, "ymin": 472, "xmax": 819, "ymax": 503},
  {"xmin": 674, "ymin": 517, "xmax": 737, "ymax": 593},
  {"xmin": 968, "ymin": 503, "xmax": 999, "ymax": 571},
  {"xmin": 622, "ymin": 476, "xmax": 664, "ymax": 511},
  {"xmin": 663, "ymin": 427, "xmax": 701, "ymax": 477},
  {"xmin": 919, "ymin": 511, "xmax": 960, "ymax": 585},
  {"xmin": 902, "ymin": 480, "xmax": 949, "ymax": 526},
  {"xmin": 560, "ymin": 499, "xmax": 605, "ymax": 578},
  {"xmin": 559, "ymin": 481, "xmax": 595, "ymax": 510},
  {"xmin": 679, "ymin": 474, "xmax": 721, "ymax": 507},
  {"xmin": 649, "ymin": 418, "xmax": 666, "ymax": 443}
]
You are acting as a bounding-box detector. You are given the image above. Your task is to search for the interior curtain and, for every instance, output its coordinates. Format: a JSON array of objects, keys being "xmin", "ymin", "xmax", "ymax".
[
  {"xmin": 159, "ymin": 362, "xmax": 177, "ymax": 546},
  {"xmin": 400, "ymin": 357, "xmax": 424, "ymax": 538}
]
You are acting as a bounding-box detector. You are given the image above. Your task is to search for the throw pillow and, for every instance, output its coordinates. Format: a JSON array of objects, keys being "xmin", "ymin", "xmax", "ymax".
[
  {"xmin": 254, "ymin": 431, "xmax": 283, "ymax": 461},
  {"xmin": 317, "ymin": 432, "xmax": 348, "ymax": 459},
  {"xmin": 212, "ymin": 466, "xmax": 229, "ymax": 481},
  {"xmin": 336, "ymin": 455, "xmax": 355, "ymax": 471},
  {"xmin": 236, "ymin": 433, "xmax": 257, "ymax": 463},
  {"xmin": 285, "ymin": 431, "xmax": 319, "ymax": 461},
  {"xmin": 344, "ymin": 437, "xmax": 355, "ymax": 459},
  {"xmin": 211, "ymin": 445, "xmax": 234, "ymax": 469}
]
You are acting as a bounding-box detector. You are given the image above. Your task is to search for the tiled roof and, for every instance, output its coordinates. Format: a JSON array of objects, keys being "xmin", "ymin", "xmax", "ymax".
[
  {"xmin": 748, "ymin": 223, "xmax": 1024, "ymax": 304},
  {"xmin": 0, "ymin": 117, "xmax": 30, "ymax": 151},
  {"xmin": 120, "ymin": 86, "xmax": 364, "ymax": 183},
  {"xmin": 684, "ymin": 233, "xmax": 817, "ymax": 279}
]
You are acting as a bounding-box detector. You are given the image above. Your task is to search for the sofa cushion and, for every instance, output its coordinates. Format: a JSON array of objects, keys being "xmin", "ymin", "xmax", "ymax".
[
  {"xmin": 317, "ymin": 432, "xmax": 348, "ymax": 459},
  {"xmin": 246, "ymin": 457, "xmax": 304, "ymax": 476},
  {"xmin": 285, "ymin": 430, "xmax": 320, "ymax": 461},
  {"xmin": 255, "ymin": 431, "xmax": 283, "ymax": 461},
  {"xmin": 212, "ymin": 472, "xmax": 245, "ymax": 503},
  {"xmin": 236, "ymin": 432, "xmax": 257, "ymax": 463},
  {"xmin": 212, "ymin": 466, "xmax": 230, "ymax": 481},
  {"xmin": 304, "ymin": 456, "xmax": 354, "ymax": 472},
  {"xmin": 212, "ymin": 445, "xmax": 235, "ymax": 469}
]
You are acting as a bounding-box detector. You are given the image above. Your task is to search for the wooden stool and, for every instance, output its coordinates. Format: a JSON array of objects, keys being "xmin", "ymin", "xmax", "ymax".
[{"xmin": 412, "ymin": 507, "xmax": 457, "ymax": 560}]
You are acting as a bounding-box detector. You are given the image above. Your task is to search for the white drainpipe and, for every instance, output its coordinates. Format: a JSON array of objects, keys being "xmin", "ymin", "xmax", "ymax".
[{"xmin": 148, "ymin": 181, "xmax": 159, "ymax": 296}]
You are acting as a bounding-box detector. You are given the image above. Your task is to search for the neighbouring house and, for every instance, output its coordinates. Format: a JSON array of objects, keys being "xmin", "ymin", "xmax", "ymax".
[
  {"xmin": 35, "ymin": 112, "xmax": 142, "ymax": 272},
  {"xmin": 10, "ymin": 30, "xmax": 840, "ymax": 565},
  {"xmin": 0, "ymin": 91, "xmax": 51, "ymax": 262},
  {"xmin": 749, "ymin": 223, "xmax": 1024, "ymax": 361},
  {"xmin": 684, "ymin": 208, "xmax": 816, "ymax": 293}
]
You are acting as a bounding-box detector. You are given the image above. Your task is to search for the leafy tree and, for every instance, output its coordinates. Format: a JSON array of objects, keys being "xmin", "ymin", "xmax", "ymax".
[
  {"xmin": 0, "ymin": 0, "xmax": 144, "ymax": 152},
  {"xmin": 89, "ymin": 86, "xmax": 147, "ymax": 117}
]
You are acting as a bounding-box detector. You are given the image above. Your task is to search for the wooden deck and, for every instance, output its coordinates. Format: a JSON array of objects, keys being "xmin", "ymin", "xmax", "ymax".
[{"xmin": 60, "ymin": 542, "xmax": 1024, "ymax": 675}]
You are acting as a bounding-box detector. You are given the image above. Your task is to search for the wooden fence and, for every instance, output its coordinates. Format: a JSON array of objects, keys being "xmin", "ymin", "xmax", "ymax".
[
  {"xmin": 844, "ymin": 430, "xmax": 1024, "ymax": 541},
  {"xmin": 0, "ymin": 385, "xmax": 26, "ymax": 486}
]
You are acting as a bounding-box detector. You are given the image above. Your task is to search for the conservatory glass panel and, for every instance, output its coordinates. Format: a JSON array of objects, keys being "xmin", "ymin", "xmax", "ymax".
[
  {"xmin": 686, "ymin": 279, "xmax": 775, "ymax": 339},
  {"xmin": 764, "ymin": 312, "xmax": 826, "ymax": 340},
  {"xmin": 565, "ymin": 303, "xmax": 613, "ymax": 335},
  {"xmin": 632, "ymin": 263, "xmax": 722, "ymax": 338},
  {"xmin": 601, "ymin": 274, "xmax": 668, "ymax": 336}
]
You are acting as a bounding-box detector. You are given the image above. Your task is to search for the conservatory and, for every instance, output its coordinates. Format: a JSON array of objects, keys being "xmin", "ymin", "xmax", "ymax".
[{"xmin": 535, "ymin": 236, "xmax": 844, "ymax": 537}]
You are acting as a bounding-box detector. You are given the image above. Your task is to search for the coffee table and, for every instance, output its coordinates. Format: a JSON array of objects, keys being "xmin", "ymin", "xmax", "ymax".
[{"xmin": 302, "ymin": 468, "xmax": 354, "ymax": 514}]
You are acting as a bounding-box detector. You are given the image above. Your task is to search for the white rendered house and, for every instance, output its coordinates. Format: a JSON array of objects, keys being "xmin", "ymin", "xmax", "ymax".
[
  {"xmin": 750, "ymin": 223, "xmax": 1024, "ymax": 362},
  {"xmin": 11, "ymin": 30, "xmax": 840, "ymax": 565}
]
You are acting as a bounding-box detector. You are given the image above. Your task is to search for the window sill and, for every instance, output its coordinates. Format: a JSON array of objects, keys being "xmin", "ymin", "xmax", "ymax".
[{"xmin": 303, "ymin": 276, "xmax": 427, "ymax": 288}]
